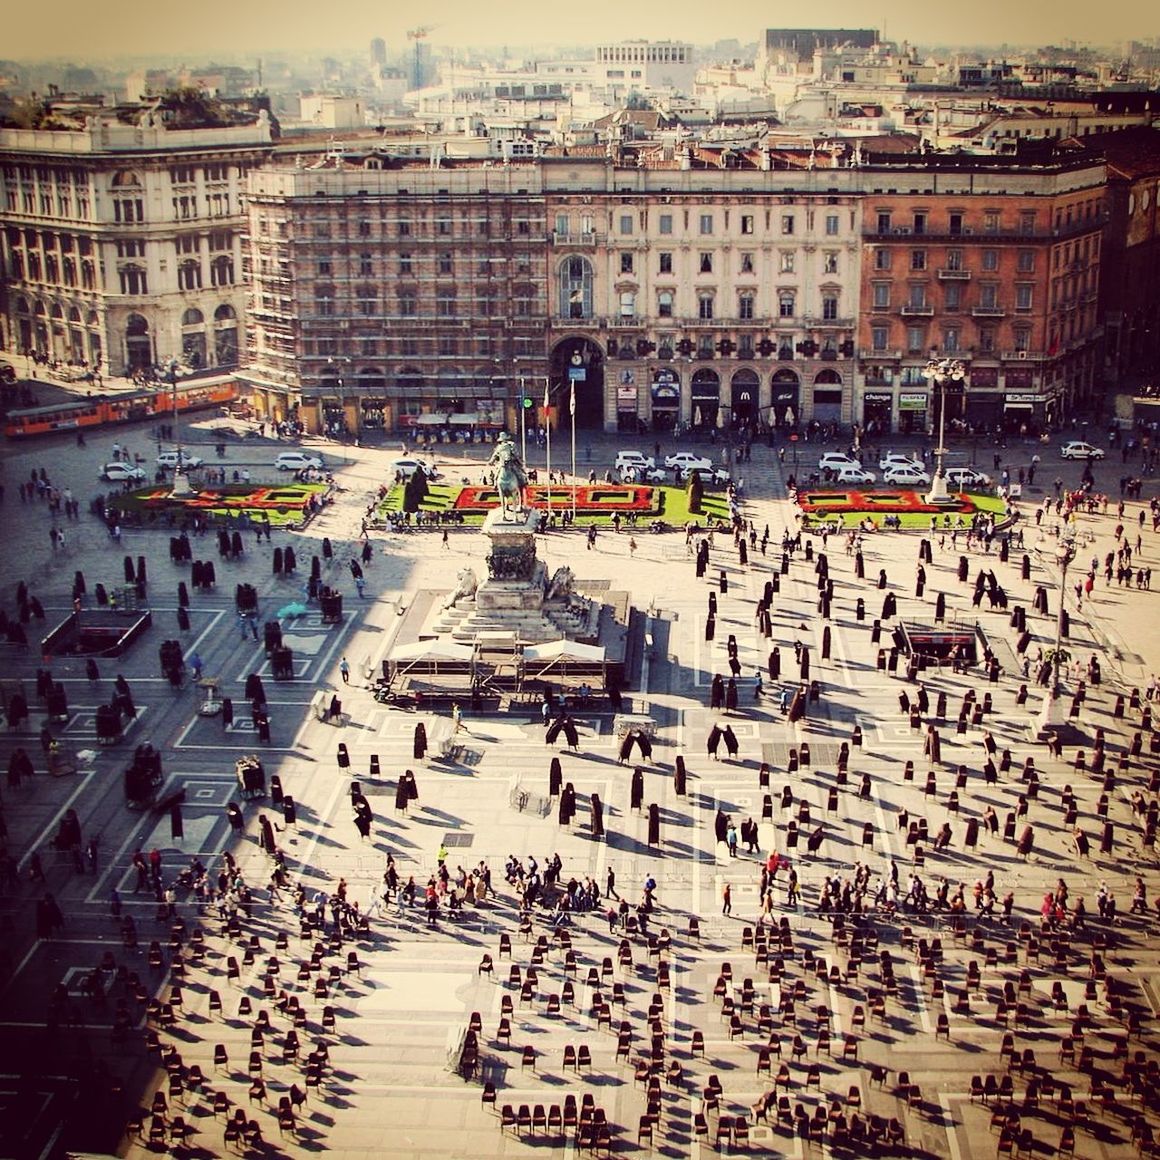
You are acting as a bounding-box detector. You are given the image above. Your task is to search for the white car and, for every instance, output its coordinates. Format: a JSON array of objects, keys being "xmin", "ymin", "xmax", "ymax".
[
  {"xmin": 883, "ymin": 464, "xmax": 932, "ymax": 487},
  {"xmin": 664, "ymin": 452, "xmax": 714, "ymax": 474},
  {"xmin": 818, "ymin": 452, "xmax": 862, "ymax": 473},
  {"xmin": 392, "ymin": 458, "xmax": 440, "ymax": 480},
  {"xmin": 614, "ymin": 451, "xmax": 656, "ymax": 474},
  {"xmin": 878, "ymin": 452, "xmax": 924, "ymax": 473},
  {"xmin": 1060, "ymin": 440, "xmax": 1105, "ymax": 460},
  {"xmin": 275, "ymin": 451, "xmax": 325, "ymax": 471},
  {"xmin": 834, "ymin": 466, "xmax": 877, "ymax": 485},
  {"xmin": 944, "ymin": 467, "xmax": 993, "ymax": 490},
  {"xmin": 101, "ymin": 462, "xmax": 147, "ymax": 483},
  {"xmin": 620, "ymin": 465, "xmax": 667, "ymax": 484},
  {"xmin": 156, "ymin": 449, "xmax": 204, "ymax": 470}
]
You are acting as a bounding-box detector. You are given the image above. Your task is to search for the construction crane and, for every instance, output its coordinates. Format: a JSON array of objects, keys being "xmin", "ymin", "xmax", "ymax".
[{"xmin": 407, "ymin": 26, "xmax": 436, "ymax": 90}]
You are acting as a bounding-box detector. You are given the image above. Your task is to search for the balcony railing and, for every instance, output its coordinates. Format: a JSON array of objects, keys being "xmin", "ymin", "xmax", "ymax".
[
  {"xmin": 971, "ymin": 306, "xmax": 1006, "ymax": 317},
  {"xmin": 859, "ymin": 348, "xmax": 903, "ymax": 360},
  {"xmin": 900, "ymin": 304, "xmax": 935, "ymax": 316},
  {"xmin": 937, "ymin": 268, "xmax": 971, "ymax": 280},
  {"xmin": 551, "ymin": 231, "xmax": 601, "ymax": 246},
  {"xmin": 1000, "ymin": 350, "xmax": 1043, "ymax": 362}
]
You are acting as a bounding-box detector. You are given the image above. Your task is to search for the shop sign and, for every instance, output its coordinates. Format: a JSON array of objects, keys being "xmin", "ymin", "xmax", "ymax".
[
  {"xmin": 898, "ymin": 392, "xmax": 928, "ymax": 411},
  {"xmin": 863, "ymin": 392, "xmax": 893, "ymax": 404}
]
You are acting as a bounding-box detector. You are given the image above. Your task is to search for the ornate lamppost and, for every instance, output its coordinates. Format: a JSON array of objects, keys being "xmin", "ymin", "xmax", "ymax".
[{"xmin": 922, "ymin": 356, "xmax": 966, "ymax": 505}]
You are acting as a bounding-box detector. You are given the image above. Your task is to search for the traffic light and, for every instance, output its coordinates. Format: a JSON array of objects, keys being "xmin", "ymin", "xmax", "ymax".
[{"xmin": 522, "ymin": 396, "xmax": 533, "ymax": 409}]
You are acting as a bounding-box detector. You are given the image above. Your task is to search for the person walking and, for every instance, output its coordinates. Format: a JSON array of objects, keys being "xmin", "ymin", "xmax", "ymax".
[
  {"xmin": 339, "ymin": 657, "xmax": 350, "ymax": 684},
  {"xmin": 606, "ymin": 866, "xmax": 619, "ymax": 901},
  {"xmin": 722, "ymin": 882, "xmax": 732, "ymax": 916}
]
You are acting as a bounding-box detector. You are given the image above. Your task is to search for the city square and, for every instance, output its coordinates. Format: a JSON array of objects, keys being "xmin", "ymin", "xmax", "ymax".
[{"xmin": 2, "ymin": 406, "xmax": 1160, "ymax": 1159}]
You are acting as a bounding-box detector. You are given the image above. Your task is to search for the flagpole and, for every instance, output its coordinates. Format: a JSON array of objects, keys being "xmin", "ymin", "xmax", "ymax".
[
  {"xmin": 570, "ymin": 380, "xmax": 577, "ymax": 521},
  {"xmin": 544, "ymin": 378, "xmax": 552, "ymax": 520}
]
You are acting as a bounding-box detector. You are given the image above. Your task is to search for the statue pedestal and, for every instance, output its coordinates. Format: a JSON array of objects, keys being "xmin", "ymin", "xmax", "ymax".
[{"xmin": 475, "ymin": 561, "xmax": 548, "ymax": 612}]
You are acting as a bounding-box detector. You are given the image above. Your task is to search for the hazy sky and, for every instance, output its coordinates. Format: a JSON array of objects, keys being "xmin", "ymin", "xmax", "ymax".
[{"xmin": 4, "ymin": 0, "xmax": 1156, "ymax": 61}]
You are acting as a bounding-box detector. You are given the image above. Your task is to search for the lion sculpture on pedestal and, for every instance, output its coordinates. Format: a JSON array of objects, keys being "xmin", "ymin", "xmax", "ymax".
[
  {"xmin": 442, "ymin": 567, "xmax": 478, "ymax": 610},
  {"xmin": 546, "ymin": 565, "xmax": 575, "ymax": 601}
]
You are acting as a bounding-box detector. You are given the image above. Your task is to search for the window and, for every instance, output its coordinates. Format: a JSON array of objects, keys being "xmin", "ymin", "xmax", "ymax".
[
  {"xmin": 178, "ymin": 260, "xmax": 202, "ymax": 291},
  {"xmin": 698, "ymin": 294, "xmax": 714, "ymax": 320},
  {"xmin": 739, "ymin": 294, "xmax": 755, "ymax": 320},
  {"xmin": 359, "ymin": 253, "xmax": 374, "ymax": 276},
  {"xmin": 737, "ymin": 333, "xmax": 754, "ymax": 357},
  {"xmin": 317, "ymin": 258, "xmax": 332, "ymax": 276},
  {"xmin": 1017, "ymin": 249, "xmax": 1035, "ymax": 273},
  {"xmin": 825, "ymin": 214, "xmax": 839, "ymax": 236},
  {"xmin": 619, "ymin": 214, "xmax": 634, "ymax": 235},
  {"xmin": 1014, "ymin": 328, "xmax": 1031, "ymax": 351},
  {"xmin": 948, "ymin": 213, "xmax": 964, "ymax": 235},
  {"xmin": 210, "ymin": 255, "xmax": 234, "ymax": 286},
  {"xmin": 906, "ymin": 326, "xmax": 925, "ymax": 353},
  {"xmin": 699, "ymin": 253, "xmax": 713, "ymax": 274},
  {"xmin": 871, "ymin": 325, "xmax": 889, "ymax": 351},
  {"xmin": 822, "ymin": 295, "xmax": 839, "ymax": 320},
  {"xmin": 874, "ymin": 249, "xmax": 892, "ymax": 271},
  {"xmin": 979, "ymin": 328, "xmax": 995, "ymax": 352},
  {"xmin": 740, "ymin": 214, "xmax": 754, "ymax": 234},
  {"xmin": 823, "ymin": 251, "xmax": 839, "ymax": 274},
  {"xmin": 910, "ymin": 249, "xmax": 927, "ymax": 271},
  {"xmin": 908, "ymin": 285, "xmax": 927, "ymax": 309},
  {"xmin": 946, "ymin": 248, "xmax": 963, "ymax": 271},
  {"xmin": 658, "ymin": 291, "xmax": 674, "ymax": 318},
  {"xmin": 877, "ymin": 211, "xmax": 892, "ymax": 233},
  {"xmin": 872, "ymin": 283, "xmax": 890, "ymax": 310},
  {"xmin": 740, "ymin": 252, "xmax": 754, "ymax": 274},
  {"xmin": 358, "ymin": 220, "xmax": 371, "ymax": 237},
  {"xmin": 778, "ymin": 339, "xmax": 794, "ymax": 361},
  {"xmin": 554, "ymin": 213, "xmax": 569, "ymax": 235},
  {"xmin": 698, "ymin": 334, "xmax": 715, "ymax": 359},
  {"xmin": 658, "ymin": 252, "xmax": 673, "ymax": 274},
  {"xmin": 398, "ymin": 294, "xmax": 416, "ymax": 316},
  {"xmin": 438, "ymin": 252, "xmax": 453, "ymax": 275},
  {"xmin": 436, "ymin": 217, "xmax": 451, "ymax": 236},
  {"xmin": 620, "ymin": 252, "xmax": 634, "ymax": 274},
  {"xmin": 118, "ymin": 264, "xmax": 147, "ymax": 294},
  {"xmin": 316, "ymin": 287, "xmax": 334, "ymax": 316},
  {"xmin": 979, "ymin": 283, "xmax": 999, "ymax": 309},
  {"xmin": 436, "ymin": 291, "xmax": 456, "ymax": 317},
  {"xmin": 1019, "ymin": 211, "xmax": 1036, "ymax": 234},
  {"xmin": 781, "ymin": 214, "xmax": 795, "ymax": 235},
  {"xmin": 942, "ymin": 328, "xmax": 960, "ymax": 352},
  {"xmin": 778, "ymin": 292, "xmax": 795, "ymax": 318},
  {"xmin": 560, "ymin": 255, "xmax": 593, "ymax": 319},
  {"xmin": 399, "ymin": 253, "xmax": 412, "ymax": 274},
  {"xmin": 779, "ymin": 251, "xmax": 795, "ymax": 274},
  {"xmin": 1015, "ymin": 284, "xmax": 1033, "ymax": 311},
  {"xmin": 944, "ymin": 284, "xmax": 961, "ymax": 311},
  {"xmin": 356, "ymin": 286, "xmax": 377, "ymax": 316},
  {"xmin": 658, "ymin": 213, "xmax": 673, "ymax": 235},
  {"xmin": 984, "ymin": 211, "xmax": 1000, "ymax": 233},
  {"xmin": 913, "ymin": 212, "xmax": 927, "ymax": 235},
  {"xmin": 982, "ymin": 249, "xmax": 998, "ymax": 271},
  {"xmin": 619, "ymin": 291, "xmax": 635, "ymax": 318},
  {"xmin": 699, "ymin": 213, "xmax": 713, "ymax": 235},
  {"xmin": 398, "ymin": 219, "xmax": 411, "ymax": 236},
  {"xmin": 657, "ymin": 336, "xmax": 674, "ymax": 359}
]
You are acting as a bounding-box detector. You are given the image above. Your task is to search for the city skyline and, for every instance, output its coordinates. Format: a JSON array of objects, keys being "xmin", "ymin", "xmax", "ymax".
[{"xmin": 3, "ymin": 0, "xmax": 1157, "ymax": 64}]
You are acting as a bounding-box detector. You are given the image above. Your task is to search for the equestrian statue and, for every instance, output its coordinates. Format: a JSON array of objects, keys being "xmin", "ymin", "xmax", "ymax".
[{"xmin": 488, "ymin": 432, "xmax": 527, "ymax": 520}]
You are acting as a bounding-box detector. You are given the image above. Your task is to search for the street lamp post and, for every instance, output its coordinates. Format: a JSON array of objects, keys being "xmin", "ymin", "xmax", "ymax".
[
  {"xmin": 1036, "ymin": 537, "xmax": 1076, "ymax": 735},
  {"xmin": 168, "ymin": 358, "xmax": 192, "ymax": 497},
  {"xmin": 922, "ymin": 356, "xmax": 966, "ymax": 506}
]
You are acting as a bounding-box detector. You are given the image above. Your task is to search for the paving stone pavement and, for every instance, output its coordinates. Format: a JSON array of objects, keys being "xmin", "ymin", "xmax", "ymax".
[{"xmin": 2, "ymin": 416, "xmax": 1160, "ymax": 1157}]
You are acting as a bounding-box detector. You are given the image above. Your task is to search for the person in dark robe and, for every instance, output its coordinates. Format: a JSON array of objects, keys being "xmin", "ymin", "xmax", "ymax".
[
  {"xmin": 711, "ymin": 674, "xmax": 725, "ymax": 709},
  {"xmin": 720, "ymin": 571, "xmax": 729, "ymax": 594},
  {"xmin": 353, "ymin": 802, "xmax": 372, "ymax": 841},
  {"xmin": 546, "ymin": 715, "xmax": 565, "ymax": 745},
  {"xmin": 256, "ymin": 710, "xmax": 271, "ymax": 743},
  {"xmin": 549, "ymin": 757, "xmax": 563, "ymax": 797},
  {"xmin": 707, "ymin": 725, "xmax": 722, "ymax": 759},
  {"xmin": 631, "ymin": 767, "xmax": 645, "ymax": 812},
  {"xmin": 800, "ymin": 649, "xmax": 810, "ymax": 681},
  {"xmin": 725, "ymin": 679, "xmax": 738, "ymax": 712},
  {"xmin": 284, "ymin": 546, "xmax": 296, "ymax": 573},
  {"xmin": 256, "ymin": 813, "xmax": 277, "ymax": 853},
  {"xmin": 618, "ymin": 732, "xmax": 635, "ymax": 765},
  {"xmin": 705, "ymin": 615, "xmax": 716, "ymax": 642},
  {"xmin": 788, "ymin": 689, "xmax": 806, "ymax": 723},
  {"xmin": 590, "ymin": 793, "xmax": 605, "ymax": 839},
  {"xmin": 821, "ymin": 626, "xmax": 831, "ymax": 660},
  {"xmin": 405, "ymin": 770, "xmax": 419, "ymax": 802},
  {"xmin": 674, "ymin": 756, "xmax": 687, "ymax": 796},
  {"xmin": 647, "ymin": 803, "xmax": 660, "ymax": 846},
  {"xmin": 723, "ymin": 725, "xmax": 739, "ymax": 759},
  {"xmin": 769, "ymin": 648, "xmax": 780, "ymax": 680},
  {"xmin": 395, "ymin": 777, "xmax": 409, "ymax": 814},
  {"xmin": 414, "ymin": 723, "xmax": 428, "ymax": 760},
  {"xmin": 562, "ymin": 718, "xmax": 580, "ymax": 750},
  {"xmin": 1017, "ymin": 825, "xmax": 1035, "ymax": 858},
  {"xmin": 559, "ymin": 783, "xmax": 576, "ymax": 826}
]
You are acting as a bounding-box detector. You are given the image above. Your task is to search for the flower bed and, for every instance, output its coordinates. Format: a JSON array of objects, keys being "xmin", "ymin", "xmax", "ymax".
[
  {"xmin": 798, "ymin": 488, "xmax": 986, "ymax": 516},
  {"xmin": 110, "ymin": 483, "xmax": 329, "ymax": 527},
  {"xmin": 453, "ymin": 484, "xmax": 659, "ymax": 514}
]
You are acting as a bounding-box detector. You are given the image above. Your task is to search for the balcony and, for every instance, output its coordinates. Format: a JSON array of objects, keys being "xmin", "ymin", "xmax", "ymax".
[
  {"xmin": 553, "ymin": 314, "xmax": 604, "ymax": 328},
  {"xmin": 801, "ymin": 315, "xmax": 856, "ymax": 329},
  {"xmin": 1000, "ymin": 350, "xmax": 1043, "ymax": 362},
  {"xmin": 937, "ymin": 268, "xmax": 971, "ymax": 280},
  {"xmin": 551, "ymin": 231, "xmax": 600, "ymax": 247},
  {"xmin": 859, "ymin": 348, "xmax": 903, "ymax": 360},
  {"xmin": 609, "ymin": 316, "xmax": 644, "ymax": 328},
  {"xmin": 900, "ymin": 304, "xmax": 935, "ymax": 317},
  {"xmin": 971, "ymin": 306, "xmax": 1006, "ymax": 317}
]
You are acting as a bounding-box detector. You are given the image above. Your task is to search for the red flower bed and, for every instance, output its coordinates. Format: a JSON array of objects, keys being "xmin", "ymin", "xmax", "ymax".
[
  {"xmin": 453, "ymin": 484, "xmax": 657, "ymax": 513},
  {"xmin": 134, "ymin": 485, "xmax": 324, "ymax": 513},
  {"xmin": 798, "ymin": 488, "xmax": 980, "ymax": 515}
]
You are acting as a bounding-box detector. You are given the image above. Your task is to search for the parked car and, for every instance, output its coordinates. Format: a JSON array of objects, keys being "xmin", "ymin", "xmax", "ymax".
[
  {"xmin": 834, "ymin": 466, "xmax": 877, "ymax": 485},
  {"xmin": 1060, "ymin": 440, "xmax": 1105, "ymax": 460},
  {"xmin": 619, "ymin": 465, "xmax": 667, "ymax": 484},
  {"xmin": 818, "ymin": 452, "xmax": 862, "ymax": 473},
  {"xmin": 878, "ymin": 452, "xmax": 924, "ymax": 473},
  {"xmin": 664, "ymin": 451, "xmax": 714, "ymax": 474},
  {"xmin": 101, "ymin": 462, "xmax": 147, "ymax": 483},
  {"xmin": 943, "ymin": 467, "xmax": 993, "ymax": 490},
  {"xmin": 274, "ymin": 451, "xmax": 325, "ymax": 471},
  {"xmin": 156, "ymin": 449, "xmax": 204, "ymax": 470},
  {"xmin": 614, "ymin": 450, "xmax": 656, "ymax": 474},
  {"xmin": 883, "ymin": 464, "xmax": 932, "ymax": 487},
  {"xmin": 392, "ymin": 458, "xmax": 441, "ymax": 480}
]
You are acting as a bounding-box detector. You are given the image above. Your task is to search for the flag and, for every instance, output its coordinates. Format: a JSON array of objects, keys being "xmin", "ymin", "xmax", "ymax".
[
  {"xmin": 543, "ymin": 381, "xmax": 550, "ymax": 409},
  {"xmin": 570, "ymin": 382, "xmax": 575, "ymax": 417}
]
